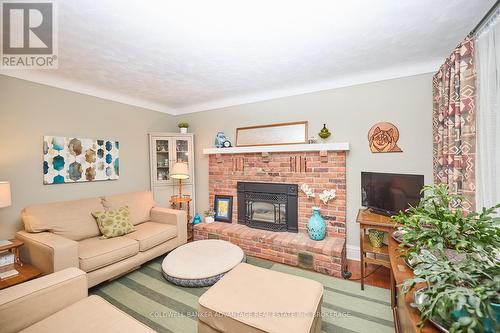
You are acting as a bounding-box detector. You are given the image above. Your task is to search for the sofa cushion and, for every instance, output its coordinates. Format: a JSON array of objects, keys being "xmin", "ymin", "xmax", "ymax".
[
  {"xmin": 22, "ymin": 197, "xmax": 103, "ymax": 241},
  {"xmin": 102, "ymin": 191, "xmax": 155, "ymax": 225},
  {"xmin": 78, "ymin": 237, "xmax": 139, "ymax": 272},
  {"xmin": 124, "ymin": 221, "xmax": 177, "ymax": 251},
  {"xmin": 92, "ymin": 206, "xmax": 135, "ymax": 239},
  {"xmin": 20, "ymin": 295, "xmax": 155, "ymax": 333}
]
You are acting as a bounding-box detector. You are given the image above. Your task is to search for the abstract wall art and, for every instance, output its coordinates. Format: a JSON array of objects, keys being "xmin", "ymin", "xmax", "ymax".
[{"xmin": 43, "ymin": 136, "xmax": 119, "ymax": 184}]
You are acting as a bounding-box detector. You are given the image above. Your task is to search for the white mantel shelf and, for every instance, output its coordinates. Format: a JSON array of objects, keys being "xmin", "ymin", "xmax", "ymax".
[{"xmin": 203, "ymin": 142, "xmax": 350, "ymax": 155}]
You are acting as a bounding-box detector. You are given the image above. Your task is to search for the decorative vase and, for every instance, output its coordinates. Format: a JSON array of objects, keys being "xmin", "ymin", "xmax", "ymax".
[
  {"xmin": 307, "ymin": 207, "xmax": 326, "ymax": 241},
  {"xmin": 180, "ymin": 127, "xmax": 188, "ymax": 134},
  {"xmin": 205, "ymin": 216, "xmax": 215, "ymax": 224},
  {"xmin": 318, "ymin": 124, "xmax": 331, "ymax": 139},
  {"xmin": 368, "ymin": 229, "xmax": 385, "ymax": 248},
  {"xmin": 215, "ymin": 132, "xmax": 226, "ymax": 148}
]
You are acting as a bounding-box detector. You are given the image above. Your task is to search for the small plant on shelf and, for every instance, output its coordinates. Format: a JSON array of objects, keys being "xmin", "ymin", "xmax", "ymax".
[
  {"xmin": 204, "ymin": 209, "xmax": 215, "ymax": 223},
  {"xmin": 178, "ymin": 122, "xmax": 189, "ymax": 133}
]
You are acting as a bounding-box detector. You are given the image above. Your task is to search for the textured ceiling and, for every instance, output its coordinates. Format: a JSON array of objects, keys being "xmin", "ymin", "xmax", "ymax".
[{"xmin": 1, "ymin": 0, "xmax": 495, "ymax": 114}]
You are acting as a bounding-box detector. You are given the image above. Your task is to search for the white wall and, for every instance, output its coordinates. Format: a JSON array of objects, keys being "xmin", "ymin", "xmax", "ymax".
[
  {"xmin": 176, "ymin": 73, "xmax": 434, "ymax": 254},
  {"xmin": 0, "ymin": 75, "xmax": 177, "ymax": 238}
]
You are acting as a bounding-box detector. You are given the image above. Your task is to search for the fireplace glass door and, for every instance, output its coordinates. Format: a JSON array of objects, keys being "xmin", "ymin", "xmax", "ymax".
[
  {"xmin": 243, "ymin": 192, "xmax": 290, "ymax": 231},
  {"xmin": 247, "ymin": 201, "xmax": 287, "ymax": 225},
  {"xmin": 238, "ymin": 182, "xmax": 298, "ymax": 233}
]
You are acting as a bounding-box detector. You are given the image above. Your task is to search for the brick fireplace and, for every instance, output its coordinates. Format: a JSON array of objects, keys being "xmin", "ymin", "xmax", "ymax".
[{"xmin": 194, "ymin": 146, "xmax": 348, "ymax": 277}]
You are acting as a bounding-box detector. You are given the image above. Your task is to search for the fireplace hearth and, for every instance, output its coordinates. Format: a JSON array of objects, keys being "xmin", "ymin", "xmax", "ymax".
[{"xmin": 237, "ymin": 182, "xmax": 298, "ymax": 232}]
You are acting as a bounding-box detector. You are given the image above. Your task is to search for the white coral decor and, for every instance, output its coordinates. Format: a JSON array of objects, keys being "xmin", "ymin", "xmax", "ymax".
[
  {"xmin": 300, "ymin": 183, "xmax": 315, "ymax": 198},
  {"xmin": 319, "ymin": 189, "xmax": 336, "ymax": 204}
]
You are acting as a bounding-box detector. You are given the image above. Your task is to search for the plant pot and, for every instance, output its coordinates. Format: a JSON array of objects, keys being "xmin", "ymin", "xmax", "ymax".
[
  {"xmin": 307, "ymin": 207, "xmax": 326, "ymax": 241},
  {"xmin": 368, "ymin": 229, "xmax": 385, "ymax": 248},
  {"xmin": 429, "ymin": 301, "xmax": 500, "ymax": 333},
  {"xmin": 179, "ymin": 127, "xmax": 188, "ymax": 134},
  {"xmin": 483, "ymin": 302, "xmax": 500, "ymax": 333},
  {"xmin": 205, "ymin": 216, "xmax": 214, "ymax": 224}
]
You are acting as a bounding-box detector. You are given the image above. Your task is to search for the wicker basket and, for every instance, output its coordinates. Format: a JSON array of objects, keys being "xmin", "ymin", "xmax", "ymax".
[{"xmin": 368, "ymin": 229, "xmax": 385, "ymax": 248}]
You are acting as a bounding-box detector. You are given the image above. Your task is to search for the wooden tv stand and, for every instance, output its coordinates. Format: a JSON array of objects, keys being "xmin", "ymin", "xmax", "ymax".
[
  {"xmin": 356, "ymin": 208, "xmax": 439, "ymax": 332},
  {"xmin": 356, "ymin": 208, "xmax": 396, "ymax": 290}
]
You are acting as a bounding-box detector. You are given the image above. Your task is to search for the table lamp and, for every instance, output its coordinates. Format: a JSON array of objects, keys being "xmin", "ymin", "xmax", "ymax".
[
  {"xmin": 170, "ymin": 162, "xmax": 190, "ymax": 197},
  {"xmin": 0, "ymin": 181, "xmax": 12, "ymax": 246}
]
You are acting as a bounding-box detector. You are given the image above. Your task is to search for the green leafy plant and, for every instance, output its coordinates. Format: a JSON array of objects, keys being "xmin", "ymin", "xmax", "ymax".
[
  {"xmin": 393, "ymin": 184, "xmax": 500, "ymax": 260},
  {"xmin": 177, "ymin": 122, "xmax": 189, "ymax": 128},
  {"xmin": 204, "ymin": 209, "xmax": 215, "ymax": 217},
  {"xmin": 396, "ymin": 185, "xmax": 500, "ymax": 332},
  {"xmin": 401, "ymin": 251, "xmax": 500, "ymax": 332}
]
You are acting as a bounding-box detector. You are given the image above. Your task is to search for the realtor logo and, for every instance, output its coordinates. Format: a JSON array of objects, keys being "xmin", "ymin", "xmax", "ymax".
[{"xmin": 1, "ymin": 1, "xmax": 57, "ymax": 68}]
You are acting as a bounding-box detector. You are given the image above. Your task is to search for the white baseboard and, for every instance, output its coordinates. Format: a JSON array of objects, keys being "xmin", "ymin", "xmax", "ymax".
[{"xmin": 346, "ymin": 244, "xmax": 360, "ymax": 261}]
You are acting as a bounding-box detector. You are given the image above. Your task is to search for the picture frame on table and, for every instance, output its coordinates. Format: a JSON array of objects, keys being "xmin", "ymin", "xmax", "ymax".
[{"xmin": 214, "ymin": 195, "xmax": 233, "ymax": 223}]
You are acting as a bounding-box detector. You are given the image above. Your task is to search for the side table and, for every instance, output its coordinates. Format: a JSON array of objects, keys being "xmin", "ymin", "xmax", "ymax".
[
  {"xmin": 170, "ymin": 196, "xmax": 193, "ymax": 242},
  {"xmin": 0, "ymin": 239, "xmax": 41, "ymax": 290}
]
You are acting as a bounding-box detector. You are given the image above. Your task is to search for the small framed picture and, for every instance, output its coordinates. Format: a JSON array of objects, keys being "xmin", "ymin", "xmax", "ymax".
[{"xmin": 214, "ymin": 195, "xmax": 233, "ymax": 223}]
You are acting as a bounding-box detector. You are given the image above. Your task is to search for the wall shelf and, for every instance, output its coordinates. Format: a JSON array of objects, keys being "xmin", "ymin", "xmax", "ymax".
[{"xmin": 202, "ymin": 142, "xmax": 349, "ymax": 155}]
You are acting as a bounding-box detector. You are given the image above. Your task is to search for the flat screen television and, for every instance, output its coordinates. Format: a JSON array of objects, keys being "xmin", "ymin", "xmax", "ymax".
[{"xmin": 361, "ymin": 172, "xmax": 424, "ymax": 216}]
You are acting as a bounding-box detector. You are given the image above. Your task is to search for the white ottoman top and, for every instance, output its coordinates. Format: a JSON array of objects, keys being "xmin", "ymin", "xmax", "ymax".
[{"xmin": 162, "ymin": 240, "xmax": 244, "ymax": 280}]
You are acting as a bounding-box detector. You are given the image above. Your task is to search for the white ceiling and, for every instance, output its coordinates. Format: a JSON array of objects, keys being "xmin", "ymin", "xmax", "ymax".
[{"xmin": 1, "ymin": 0, "xmax": 495, "ymax": 115}]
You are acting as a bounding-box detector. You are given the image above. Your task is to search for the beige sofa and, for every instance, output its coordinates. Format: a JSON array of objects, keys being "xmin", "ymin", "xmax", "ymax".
[
  {"xmin": 0, "ymin": 267, "xmax": 155, "ymax": 333},
  {"xmin": 16, "ymin": 191, "xmax": 187, "ymax": 287}
]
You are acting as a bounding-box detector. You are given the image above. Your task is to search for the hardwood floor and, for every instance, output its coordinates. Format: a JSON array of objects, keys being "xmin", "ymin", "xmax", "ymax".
[{"xmin": 346, "ymin": 259, "xmax": 391, "ymax": 289}]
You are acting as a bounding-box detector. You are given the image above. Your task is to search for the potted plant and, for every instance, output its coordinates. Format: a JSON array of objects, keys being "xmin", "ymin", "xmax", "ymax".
[
  {"xmin": 178, "ymin": 122, "xmax": 189, "ymax": 134},
  {"xmin": 300, "ymin": 183, "xmax": 336, "ymax": 241},
  {"xmin": 393, "ymin": 184, "xmax": 500, "ymax": 261},
  {"xmin": 395, "ymin": 184, "xmax": 500, "ymax": 332},
  {"xmin": 204, "ymin": 209, "xmax": 215, "ymax": 223},
  {"xmin": 401, "ymin": 251, "xmax": 500, "ymax": 332}
]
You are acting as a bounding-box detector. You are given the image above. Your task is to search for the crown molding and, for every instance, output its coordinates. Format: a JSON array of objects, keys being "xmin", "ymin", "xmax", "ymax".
[
  {"xmin": 174, "ymin": 59, "xmax": 441, "ymax": 115},
  {"xmin": 0, "ymin": 70, "xmax": 177, "ymax": 115},
  {"xmin": 1, "ymin": 58, "xmax": 440, "ymax": 116}
]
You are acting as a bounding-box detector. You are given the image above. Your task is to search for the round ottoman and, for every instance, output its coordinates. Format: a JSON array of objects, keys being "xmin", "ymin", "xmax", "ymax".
[{"xmin": 162, "ymin": 239, "xmax": 245, "ymax": 287}]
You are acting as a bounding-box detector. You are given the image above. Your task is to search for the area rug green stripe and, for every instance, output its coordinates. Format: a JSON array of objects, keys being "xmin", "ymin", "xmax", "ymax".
[
  {"xmin": 93, "ymin": 289, "xmax": 175, "ymax": 333},
  {"xmin": 323, "ymin": 285, "xmax": 391, "ymax": 306},
  {"xmin": 91, "ymin": 256, "xmax": 394, "ymax": 333}
]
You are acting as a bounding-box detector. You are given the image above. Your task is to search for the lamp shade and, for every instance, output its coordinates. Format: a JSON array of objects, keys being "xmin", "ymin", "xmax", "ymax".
[
  {"xmin": 0, "ymin": 182, "xmax": 12, "ymax": 208},
  {"xmin": 170, "ymin": 162, "xmax": 190, "ymax": 180}
]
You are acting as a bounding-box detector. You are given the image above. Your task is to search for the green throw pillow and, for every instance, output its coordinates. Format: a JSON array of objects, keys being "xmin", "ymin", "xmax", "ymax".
[{"xmin": 92, "ymin": 206, "xmax": 134, "ymax": 239}]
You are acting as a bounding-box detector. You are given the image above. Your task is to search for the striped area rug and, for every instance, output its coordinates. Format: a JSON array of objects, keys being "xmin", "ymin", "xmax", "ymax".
[{"xmin": 90, "ymin": 256, "xmax": 394, "ymax": 333}]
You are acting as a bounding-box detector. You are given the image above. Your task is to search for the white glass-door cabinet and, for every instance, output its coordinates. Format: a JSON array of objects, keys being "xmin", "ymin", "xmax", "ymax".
[{"xmin": 149, "ymin": 133, "xmax": 195, "ymax": 216}]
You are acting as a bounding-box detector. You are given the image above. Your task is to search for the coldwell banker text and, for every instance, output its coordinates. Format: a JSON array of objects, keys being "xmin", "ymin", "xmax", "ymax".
[{"xmin": 1, "ymin": 1, "xmax": 58, "ymax": 69}]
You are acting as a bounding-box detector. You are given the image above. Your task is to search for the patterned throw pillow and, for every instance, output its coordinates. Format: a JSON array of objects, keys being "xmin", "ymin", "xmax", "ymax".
[{"xmin": 92, "ymin": 206, "xmax": 134, "ymax": 239}]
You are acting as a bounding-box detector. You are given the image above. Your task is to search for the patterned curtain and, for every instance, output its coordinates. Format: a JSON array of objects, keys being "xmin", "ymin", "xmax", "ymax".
[{"xmin": 432, "ymin": 39, "xmax": 476, "ymax": 212}]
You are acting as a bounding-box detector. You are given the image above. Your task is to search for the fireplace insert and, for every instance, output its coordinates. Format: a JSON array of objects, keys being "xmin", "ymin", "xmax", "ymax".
[{"xmin": 237, "ymin": 182, "xmax": 298, "ymax": 232}]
